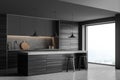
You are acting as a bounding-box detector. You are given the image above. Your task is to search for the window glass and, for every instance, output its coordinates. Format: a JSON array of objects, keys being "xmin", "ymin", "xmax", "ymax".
[{"xmin": 87, "ymin": 23, "xmax": 115, "ymax": 65}]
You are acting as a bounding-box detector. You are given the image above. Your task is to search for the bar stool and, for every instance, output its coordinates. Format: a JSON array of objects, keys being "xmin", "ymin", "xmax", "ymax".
[
  {"xmin": 66, "ymin": 54, "xmax": 75, "ymax": 72},
  {"xmin": 78, "ymin": 55, "xmax": 87, "ymax": 70}
]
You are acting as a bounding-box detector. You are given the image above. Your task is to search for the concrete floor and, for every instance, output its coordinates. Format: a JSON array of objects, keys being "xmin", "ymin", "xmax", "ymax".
[
  {"xmin": 88, "ymin": 64, "xmax": 115, "ymax": 80},
  {"xmin": 0, "ymin": 64, "xmax": 118, "ymax": 80}
]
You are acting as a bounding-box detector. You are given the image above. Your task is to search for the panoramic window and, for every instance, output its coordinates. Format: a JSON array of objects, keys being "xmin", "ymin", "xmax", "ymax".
[{"xmin": 87, "ymin": 23, "xmax": 115, "ymax": 65}]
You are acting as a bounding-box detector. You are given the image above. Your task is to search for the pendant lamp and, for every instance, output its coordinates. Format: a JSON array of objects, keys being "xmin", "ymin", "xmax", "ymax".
[
  {"xmin": 69, "ymin": 13, "xmax": 75, "ymax": 38},
  {"xmin": 32, "ymin": 31, "xmax": 38, "ymax": 36}
]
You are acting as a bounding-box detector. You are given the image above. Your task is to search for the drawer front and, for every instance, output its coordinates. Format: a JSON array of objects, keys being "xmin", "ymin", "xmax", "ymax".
[
  {"xmin": 28, "ymin": 68, "xmax": 46, "ymax": 75},
  {"xmin": 27, "ymin": 55, "xmax": 47, "ymax": 75},
  {"xmin": 8, "ymin": 52, "xmax": 17, "ymax": 68},
  {"xmin": 28, "ymin": 55, "xmax": 46, "ymax": 61},
  {"xmin": 28, "ymin": 59, "xmax": 46, "ymax": 64},
  {"xmin": 28, "ymin": 61, "xmax": 46, "ymax": 67},
  {"xmin": 28, "ymin": 66, "xmax": 46, "ymax": 70},
  {"xmin": 47, "ymin": 65, "xmax": 63, "ymax": 73},
  {"xmin": 47, "ymin": 60, "xmax": 63, "ymax": 65}
]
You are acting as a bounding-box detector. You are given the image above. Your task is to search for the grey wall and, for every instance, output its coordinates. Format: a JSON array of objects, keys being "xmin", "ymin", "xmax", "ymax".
[{"xmin": 59, "ymin": 21, "xmax": 79, "ymax": 50}]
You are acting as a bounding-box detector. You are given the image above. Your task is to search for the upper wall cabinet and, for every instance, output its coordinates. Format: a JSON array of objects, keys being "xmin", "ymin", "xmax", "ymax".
[
  {"xmin": 36, "ymin": 19, "xmax": 53, "ymax": 36},
  {"xmin": 20, "ymin": 16, "xmax": 37, "ymax": 36},
  {"xmin": 7, "ymin": 14, "xmax": 55, "ymax": 36},
  {"xmin": 7, "ymin": 14, "xmax": 21, "ymax": 35}
]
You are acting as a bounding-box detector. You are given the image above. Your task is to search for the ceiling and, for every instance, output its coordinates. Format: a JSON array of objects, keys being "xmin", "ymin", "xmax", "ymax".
[
  {"xmin": 60, "ymin": 0, "xmax": 120, "ymax": 13},
  {"xmin": 0, "ymin": 0, "xmax": 118, "ymax": 21}
]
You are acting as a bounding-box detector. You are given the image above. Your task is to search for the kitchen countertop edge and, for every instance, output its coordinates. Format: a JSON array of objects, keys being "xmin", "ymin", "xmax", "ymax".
[
  {"xmin": 19, "ymin": 50, "xmax": 87, "ymax": 55},
  {"xmin": 8, "ymin": 50, "xmax": 87, "ymax": 55}
]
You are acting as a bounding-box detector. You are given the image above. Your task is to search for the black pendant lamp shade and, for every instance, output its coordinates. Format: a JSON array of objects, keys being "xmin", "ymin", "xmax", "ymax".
[
  {"xmin": 69, "ymin": 32, "xmax": 75, "ymax": 38},
  {"xmin": 69, "ymin": 11, "xmax": 75, "ymax": 38},
  {"xmin": 32, "ymin": 31, "xmax": 38, "ymax": 36}
]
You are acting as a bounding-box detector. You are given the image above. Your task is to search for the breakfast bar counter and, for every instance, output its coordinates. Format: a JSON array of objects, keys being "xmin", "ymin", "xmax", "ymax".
[{"xmin": 17, "ymin": 50, "xmax": 87, "ymax": 76}]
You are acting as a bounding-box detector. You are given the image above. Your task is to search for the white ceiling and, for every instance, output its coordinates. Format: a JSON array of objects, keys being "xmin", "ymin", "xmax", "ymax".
[
  {"xmin": 0, "ymin": 0, "xmax": 118, "ymax": 21},
  {"xmin": 60, "ymin": 0, "xmax": 120, "ymax": 13}
]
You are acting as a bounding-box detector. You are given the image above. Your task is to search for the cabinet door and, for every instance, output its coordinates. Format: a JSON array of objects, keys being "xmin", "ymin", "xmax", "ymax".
[
  {"xmin": 46, "ymin": 54, "xmax": 65, "ymax": 73},
  {"xmin": 28, "ymin": 55, "xmax": 47, "ymax": 75},
  {"xmin": 36, "ymin": 19, "xmax": 53, "ymax": 36},
  {"xmin": 8, "ymin": 51, "xmax": 17, "ymax": 68},
  {"xmin": 20, "ymin": 17, "xmax": 37, "ymax": 36},
  {"xmin": 7, "ymin": 14, "xmax": 21, "ymax": 35}
]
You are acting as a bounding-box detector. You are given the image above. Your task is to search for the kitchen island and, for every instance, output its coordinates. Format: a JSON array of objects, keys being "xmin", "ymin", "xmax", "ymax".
[{"xmin": 17, "ymin": 50, "xmax": 87, "ymax": 76}]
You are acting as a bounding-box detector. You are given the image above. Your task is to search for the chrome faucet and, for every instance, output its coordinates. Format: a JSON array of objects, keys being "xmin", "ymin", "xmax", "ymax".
[
  {"xmin": 7, "ymin": 42, "xmax": 12, "ymax": 50},
  {"xmin": 13, "ymin": 40, "xmax": 18, "ymax": 50}
]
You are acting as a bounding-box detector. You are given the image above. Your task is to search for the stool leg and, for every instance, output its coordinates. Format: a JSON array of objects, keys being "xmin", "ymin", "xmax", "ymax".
[
  {"xmin": 78, "ymin": 57, "xmax": 81, "ymax": 70},
  {"xmin": 66, "ymin": 58, "xmax": 69, "ymax": 72},
  {"xmin": 84, "ymin": 56, "xmax": 87, "ymax": 69},
  {"xmin": 73, "ymin": 56, "xmax": 75, "ymax": 72}
]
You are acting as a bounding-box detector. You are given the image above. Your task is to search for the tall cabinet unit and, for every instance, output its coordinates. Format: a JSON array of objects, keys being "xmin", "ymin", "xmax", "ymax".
[{"xmin": 0, "ymin": 14, "xmax": 7, "ymax": 75}]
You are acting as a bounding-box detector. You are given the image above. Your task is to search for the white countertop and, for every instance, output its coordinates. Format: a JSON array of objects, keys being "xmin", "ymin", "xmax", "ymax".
[{"xmin": 26, "ymin": 50, "xmax": 87, "ymax": 55}]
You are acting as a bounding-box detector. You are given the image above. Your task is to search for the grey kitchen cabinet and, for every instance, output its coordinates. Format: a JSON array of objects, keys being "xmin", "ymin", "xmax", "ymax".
[
  {"xmin": 18, "ymin": 54, "xmax": 47, "ymax": 76},
  {"xmin": 36, "ymin": 19, "xmax": 54, "ymax": 36},
  {"xmin": 20, "ymin": 17, "xmax": 37, "ymax": 36},
  {"xmin": 0, "ymin": 14, "xmax": 7, "ymax": 75},
  {"xmin": 28, "ymin": 55, "xmax": 47, "ymax": 75},
  {"xmin": 18, "ymin": 53, "xmax": 66, "ymax": 76},
  {"xmin": 7, "ymin": 14, "xmax": 21, "ymax": 35},
  {"xmin": 7, "ymin": 14, "xmax": 54, "ymax": 36},
  {"xmin": 46, "ymin": 54, "xmax": 65, "ymax": 73},
  {"xmin": 7, "ymin": 15, "xmax": 36, "ymax": 36},
  {"xmin": 21, "ymin": 18, "xmax": 54, "ymax": 36},
  {"xmin": 8, "ymin": 51, "xmax": 17, "ymax": 68}
]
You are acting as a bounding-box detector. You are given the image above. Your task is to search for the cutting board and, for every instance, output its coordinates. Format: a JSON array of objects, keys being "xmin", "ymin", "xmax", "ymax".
[{"xmin": 19, "ymin": 41, "xmax": 30, "ymax": 50}]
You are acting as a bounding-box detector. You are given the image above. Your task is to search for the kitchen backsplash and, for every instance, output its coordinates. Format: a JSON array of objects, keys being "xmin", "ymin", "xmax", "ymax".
[{"xmin": 7, "ymin": 35, "xmax": 53, "ymax": 50}]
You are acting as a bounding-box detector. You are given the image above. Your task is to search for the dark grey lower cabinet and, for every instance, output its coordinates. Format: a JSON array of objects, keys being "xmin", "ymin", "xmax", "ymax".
[
  {"xmin": 18, "ymin": 54, "xmax": 65, "ymax": 76},
  {"xmin": 46, "ymin": 54, "xmax": 65, "ymax": 73},
  {"xmin": 8, "ymin": 51, "xmax": 17, "ymax": 68},
  {"xmin": 18, "ymin": 53, "xmax": 28, "ymax": 76},
  {"xmin": 28, "ymin": 55, "xmax": 47, "ymax": 75},
  {"xmin": 18, "ymin": 54, "xmax": 47, "ymax": 76},
  {"xmin": 7, "ymin": 51, "xmax": 18, "ymax": 75}
]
